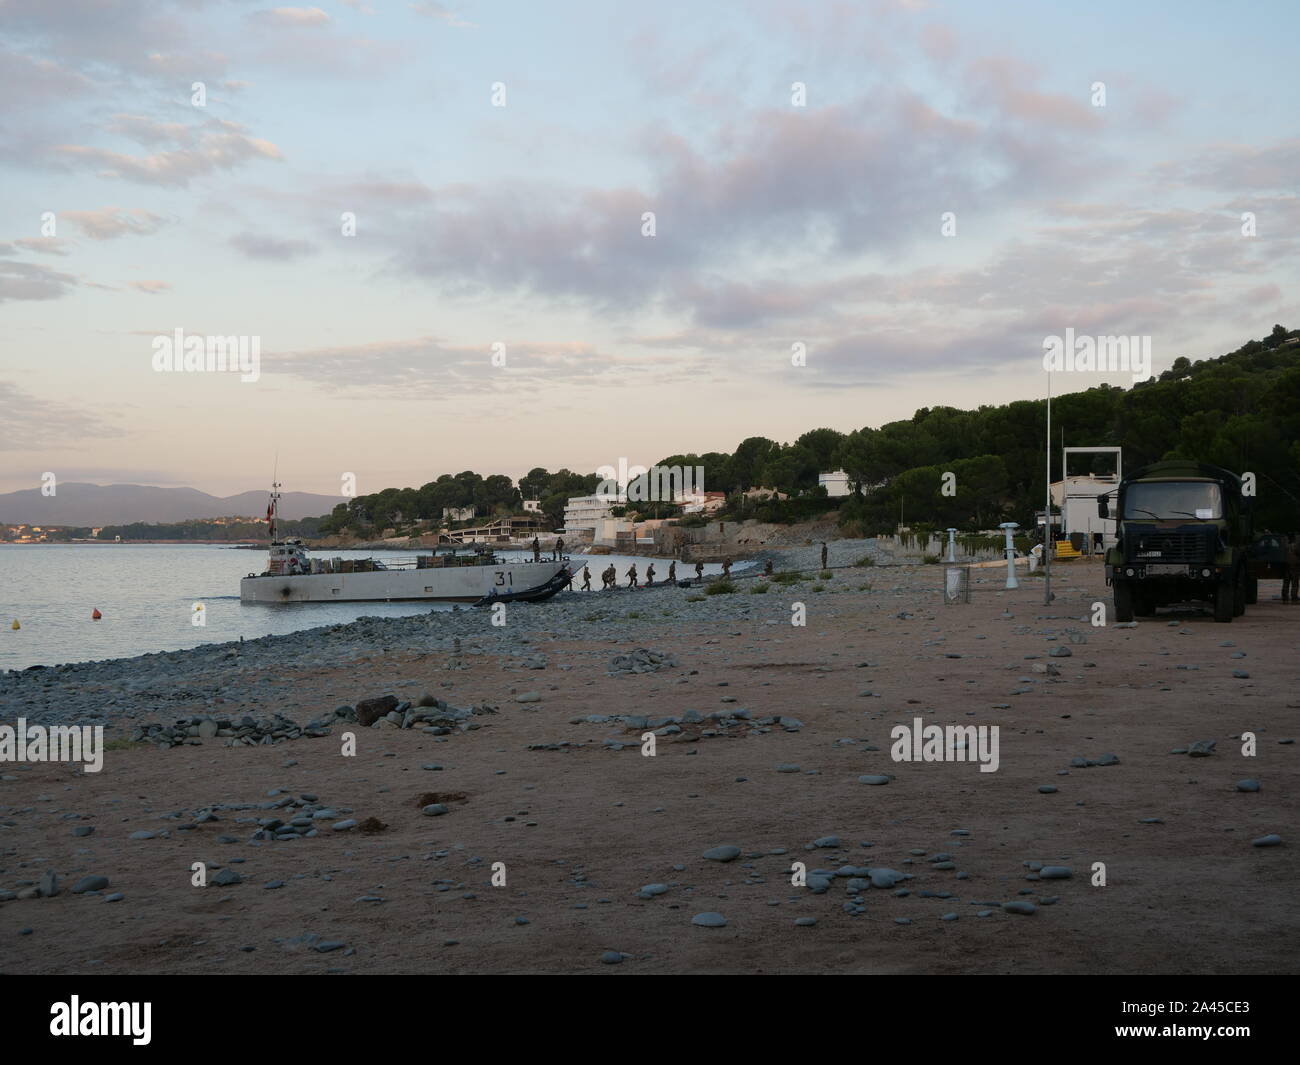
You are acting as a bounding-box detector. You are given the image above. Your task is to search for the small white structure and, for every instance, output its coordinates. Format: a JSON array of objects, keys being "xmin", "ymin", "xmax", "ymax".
[
  {"xmin": 818, "ymin": 469, "xmax": 852, "ymax": 497},
  {"xmin": 522, "ymin": 499, "xmax": 542, "ymax": 513},
  {"xmin": 594, "ymin": 517, "xmax": 635, "ymax": 545},
  {"xmin": 999, "ymin": 522, "xmax": 1020, "ymax": 589},
  {"xmin": 1050, "ymin": 446, "xmax": 1121, "ymax": 552},
  {"xmin": 441, "ymin": 506, "xmax": 475, "ymax": 522}
]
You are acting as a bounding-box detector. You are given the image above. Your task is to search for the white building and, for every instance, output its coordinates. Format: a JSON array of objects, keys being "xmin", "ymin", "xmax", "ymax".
[
  {"xmin": 562, "ymin": 494, "xmax": 614, "ymax": 537},
  {"xmin": 818, "ymin": 469, "xmax": 852, "ymax": 497},
  {"xmin": 522, "ymin": 499, "xmax": 542, "ymax": 513},
  {"xmin": 442, "ymin": 506, "xmax": 475, "ymax": 522}
]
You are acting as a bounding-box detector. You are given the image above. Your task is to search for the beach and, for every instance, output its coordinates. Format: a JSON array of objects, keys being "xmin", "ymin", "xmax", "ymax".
[{"xmin": 1, "ymin": 559, "xmax": 1296, "ymax": 974}]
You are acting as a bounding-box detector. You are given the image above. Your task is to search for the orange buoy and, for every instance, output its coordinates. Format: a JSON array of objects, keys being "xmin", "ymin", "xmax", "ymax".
[{"xmin": 91, "ymin": 608, "xmax": 102, "ymax": 620}]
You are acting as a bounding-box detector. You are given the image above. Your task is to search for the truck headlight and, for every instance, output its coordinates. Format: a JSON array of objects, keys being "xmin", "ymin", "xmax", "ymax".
[{"xmin": 1125, "ymin": 567, "xmax": 1135, "ymax": 577}]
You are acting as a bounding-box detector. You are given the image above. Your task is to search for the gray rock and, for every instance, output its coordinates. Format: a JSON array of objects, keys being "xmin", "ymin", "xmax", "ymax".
[
  {"xmin": 869, "ymin": 868, "xmax": 905, "ymax": 889},
  {"xmin": 775, "ymin": 764, "xmax": 801, "ymax": 773},
  {"xmin": 212, "ymin": 868, "xmax": 242, "ymax": 887},
  {"xmin": 691, "ymin": 911, "xmax": 727, "ymax": 927},
  {"xmin": 858, "ymin": 774, "xmax": 891, "ymax": 786},
  {"xmin": 515, "ymin": 692, "xmax": 542, "ymax": 703},
  {"xmin": 72, "ymin": 875, "xmax": 109, "ymax": 894},
  {"xmin": 72, "ymin": 826, "xmax": 95, "ymax": 837},
  {"xmin": 600, "ymin": 950, "xmax": 624, "ymax": 964},
  {"xmin": 331, "ymin": 819, "xmax": 358, "ymax": 831},
  {"xmin": 812, "ymin": 835, "xmax": 841, "ymax": 848},
  {"xmin": 1235, "ymin": 779, "xmax": 1261, "ymax": 792},
  {"xmin": 794, "ymin": 917, "xmax": 817, "ymax": 927},
  {"xmin": 1252, "ymin": 834, "xmax": 1282, "ymax": 847},
  {"xmin": 638, "ymin": 884, "xmax": 669, "ymax": 897},
  {"xmin": 38, "ymin": 870, "xmax": 59, "ymax": 897},
  {"xmin": 702, "ymin": 845, "xmax": 741, "ymax": 862},
  {"xmin": 422, "ymin": 804, "xmax": 449, "ymax": 816},
  {"xmin": 1188, "ymin": 740, "xmax": 1216, "ymax": 757},
  {"xmin": 129, "ymin": 830, "xmax": 156, "ymax": 840},
  {"xmin": 1003, "ymin": 900, "xmax": 1037, "ymax": 915},
  {"xmin": 1039, "ymin": 866, "xmax": 1072, "ymax": 879}
]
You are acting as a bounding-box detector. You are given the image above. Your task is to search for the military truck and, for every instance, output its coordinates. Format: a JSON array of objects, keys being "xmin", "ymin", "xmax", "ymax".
[{"xmin": 1097, "ymin": 461, "xmax": 1253, "ymax": 623}]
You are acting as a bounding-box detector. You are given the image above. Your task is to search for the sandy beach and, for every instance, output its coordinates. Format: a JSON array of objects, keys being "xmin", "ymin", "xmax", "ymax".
[{"xmin": 2, "ymin": 559, "xmax": 1296, "ymax": 975}]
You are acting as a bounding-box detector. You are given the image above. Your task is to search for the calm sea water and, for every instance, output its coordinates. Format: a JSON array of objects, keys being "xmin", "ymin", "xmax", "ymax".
[{"xmin": 0, "ymin": 544, "xmax": 730, "ymax": 671}]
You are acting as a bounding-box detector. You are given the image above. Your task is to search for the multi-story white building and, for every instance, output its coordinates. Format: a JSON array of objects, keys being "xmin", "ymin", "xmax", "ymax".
[{"xmin": 562, "ymin": 495, "xmax": 614, "ymax": 537}]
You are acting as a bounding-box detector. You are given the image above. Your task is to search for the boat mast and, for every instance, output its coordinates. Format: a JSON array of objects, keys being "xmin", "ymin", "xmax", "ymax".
[{"xmin": 268, "ymin": 481, "xmax": 281, "ymax": 543}]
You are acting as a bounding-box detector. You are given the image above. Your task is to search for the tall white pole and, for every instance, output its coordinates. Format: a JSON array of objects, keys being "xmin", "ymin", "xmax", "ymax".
[{"xmin": 1044, "ymin": 372, "xmax": 1052, "ymax": 604}]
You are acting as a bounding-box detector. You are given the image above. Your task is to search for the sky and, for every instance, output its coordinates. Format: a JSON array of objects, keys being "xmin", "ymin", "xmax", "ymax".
[{"xmin": 1, "ymin": 0, "xmax": 1297, "ymax": 498}]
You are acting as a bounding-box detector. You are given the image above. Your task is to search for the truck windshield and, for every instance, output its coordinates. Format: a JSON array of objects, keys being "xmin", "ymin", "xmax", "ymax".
[{"xmin": 1123, "ymin": 482, "xmax": 1222, "ymax": 520}]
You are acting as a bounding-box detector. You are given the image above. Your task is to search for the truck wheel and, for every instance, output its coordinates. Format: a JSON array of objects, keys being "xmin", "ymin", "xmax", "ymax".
[
  {"xmin": 1245, "ymin": 575, "xmax": 1258, "ymax": 605},
  {"xmin": 1214, "ymin": 578, "xmax": 1234, "ymax": 622},
  {"xmin": 1113, "ymin": 581, "xmax": 1135, "ymax": 623},
  {"xmin": 1134, "ymin": 588, "xmax": 1156, "ymax": 616}
]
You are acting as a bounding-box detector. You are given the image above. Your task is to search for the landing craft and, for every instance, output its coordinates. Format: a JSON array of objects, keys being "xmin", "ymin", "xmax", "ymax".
[{"xmin": 239, "ymin": 483, "xmax": 570, "ymax": 604}]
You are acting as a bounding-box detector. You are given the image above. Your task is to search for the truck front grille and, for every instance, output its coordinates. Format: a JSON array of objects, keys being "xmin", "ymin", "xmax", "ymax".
[{"xmin": 1128, "ymin": 527, "xmax": 1212, "ymax": 563}]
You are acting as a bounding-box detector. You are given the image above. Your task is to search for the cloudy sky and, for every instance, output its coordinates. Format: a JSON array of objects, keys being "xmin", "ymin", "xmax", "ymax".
[{"xmin": 1, "ymin": 0, "xmax": 1297, "ymax": 497}]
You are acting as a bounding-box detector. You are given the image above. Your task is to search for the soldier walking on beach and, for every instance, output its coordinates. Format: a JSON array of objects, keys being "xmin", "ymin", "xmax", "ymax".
[
  {"xmin": 554, "ymin": 536, "xmax": 564, "ymax": 560},
  {"xmin": 721, "ymin": 559, "xmax": 732, "ymax": 578},
  {"xmin": 627, "ymin": 564, "xmax": 638, "ymax": 587},
  {"xmin": 580, "ymin": 566, "xmax": 591, "ymax": 591},
  {"xmin": 668, "ymin": 561, "xmax": 676, "ymax": 583},
  {"xmin": 645, "ymin": 563, "xmax": 656, "ymax": 586},
  {"xmin": 695, "ymin": 561, "xmax": 704, "ymax": 583},
  {"xmin": 764, "ymin": 559, "xmax": 773, "ymax": 577},
  {"xmin": 821, "ymin": 541, "xmax": 828, "ymax": 570},
  {"xmin": 531, "ymin": 536, "xmax": 540, "ymax": 562},
  {"xmin": 1284, "ymin": 533, "xmax": 1300, "ymax": 603}
]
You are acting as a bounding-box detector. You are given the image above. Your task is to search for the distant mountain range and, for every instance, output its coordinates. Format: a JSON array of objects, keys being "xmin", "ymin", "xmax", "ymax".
[{"xmin": 0, "ymin": 484, "xmax": 340, "ymax": 525}]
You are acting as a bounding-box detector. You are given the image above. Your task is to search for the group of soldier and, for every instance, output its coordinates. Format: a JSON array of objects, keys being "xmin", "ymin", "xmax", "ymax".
[{"xmin": 571, "ymin": 558, "xmax": 734, "ymax": 590}]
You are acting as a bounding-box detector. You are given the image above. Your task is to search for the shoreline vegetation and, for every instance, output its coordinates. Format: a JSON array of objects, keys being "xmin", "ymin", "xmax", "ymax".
[{"xmin": 5, "ymin": 328, "xmax": 1297, "ymax": 545}]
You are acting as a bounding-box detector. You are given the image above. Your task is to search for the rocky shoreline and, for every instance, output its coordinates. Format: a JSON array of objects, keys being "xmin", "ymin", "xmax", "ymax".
[
  {"xmin": 1, "ymin": 557, "xmax": 1296, "ymax": 974},
  {"xmin": 0, "ymin": 539, "xmax": 885, "ymax": 730}
]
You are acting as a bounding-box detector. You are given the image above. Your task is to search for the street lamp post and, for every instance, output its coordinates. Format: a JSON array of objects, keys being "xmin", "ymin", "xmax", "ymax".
[{"xmin": 945, "ymin": 527, "xmax": 957, "ymax": 563}]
